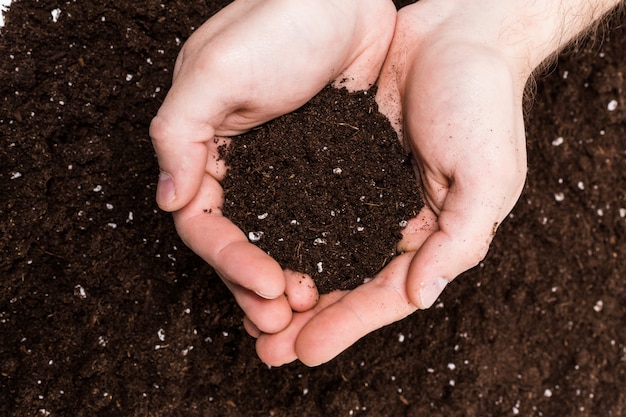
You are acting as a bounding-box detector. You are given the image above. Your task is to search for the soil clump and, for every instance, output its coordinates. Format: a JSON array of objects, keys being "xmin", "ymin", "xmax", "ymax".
[{"xmin": 221, "ymin": 85, "xmax": 422, "ymax": 293}]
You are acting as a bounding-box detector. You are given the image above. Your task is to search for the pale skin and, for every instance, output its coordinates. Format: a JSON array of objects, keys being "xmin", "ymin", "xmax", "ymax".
[{"xmin": 150, "ymin": 0, "xmax": 622, "ymax": 365}]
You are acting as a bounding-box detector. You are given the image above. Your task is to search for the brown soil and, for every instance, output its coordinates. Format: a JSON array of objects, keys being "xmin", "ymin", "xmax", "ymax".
[
  {"xmin": 1, "ymin": 1, "xmax": 625, "ymax": 416},
  {"xmin": 221, "ymin": 85, "xmax": 422, "ymax": 293}
]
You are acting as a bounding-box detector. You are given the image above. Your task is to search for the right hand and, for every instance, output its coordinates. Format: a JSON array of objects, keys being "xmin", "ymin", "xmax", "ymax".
[
  {"xmin": 253, "ymin": 0, "xmax": 622, "ymax": 366},
  {"xmin": 149, "ymin": 0, "xmax": 397, "ymax": 334},
  {"xmin": 253, "ymin": 0, "xmax": 531, "ymax": 366}
]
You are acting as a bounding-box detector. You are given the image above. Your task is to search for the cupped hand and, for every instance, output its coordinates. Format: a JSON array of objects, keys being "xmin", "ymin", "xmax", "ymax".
[
  {"xmin": 254, "ymin": 0, "xmax": 531, "ymax": 366},
  {"xmin": 149, "ymin": 0, "xmax": 397, "ymax": 334}
]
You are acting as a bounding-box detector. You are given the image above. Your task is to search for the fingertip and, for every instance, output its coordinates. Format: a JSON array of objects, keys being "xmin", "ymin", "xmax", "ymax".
[
  {"xmin": 250, "ymin": 263, "xmax": 286, "ymax": 301},
  {"xmin": 404, "ymin": 228, "xmax": 485, "ymax": 310},
  {"xmin": 156, "ymin": 171, "xmax": 176, "ymax": 210},
  {"xmin": 253, "ymin": 289, "xmax": 283, "ymax": 300},
  {"xmin": 408, "ymin": 276, "xmax": 449, "ymax": 310},
  {"xmin": 150, "ymin": 114, "xmax": 212, "ymax": 212},
  {"xmin": 256, "ymin": 335, "xmax": 298, "ymax": 367},
  {"xmin": 255, "ymin": 307, "xmax": 321, "ymax": 367},
  {"xmin": 397, "ymin": 208, "xmax": 439, "ymax": 253},
  {"xmin": 405, "ymin": 237, "xmax": 454, "ymax": 309},
  {"xmin": 219, "ymin": 240, "xmax": 286, "ymax": 300},
  {"xmin": 284, "ymin": 270, "xmax": 319, "ymax": 312},
  {"xmin": 293, "ymin": 291, "xmax": 350, "ymax": 367},
  {"xmin": 155, "ymin": 160, "xmax": 207, "ymax": 212},
  {"xmin": 246, "ymin": 298, "xmax": 292, "ymax": 335},
  {"xmin": 243, "ymin": 315, "xmax": 261, "ymax": 338},
  {"xmin": 294, "ymin": 328, "xmax": 332, "ymax": 367}
]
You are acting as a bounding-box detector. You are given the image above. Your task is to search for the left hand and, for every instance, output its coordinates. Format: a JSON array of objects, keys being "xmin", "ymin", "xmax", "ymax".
[{"xmin": 152, "ymin": 0, "xmax": 398, "ymax": 335}]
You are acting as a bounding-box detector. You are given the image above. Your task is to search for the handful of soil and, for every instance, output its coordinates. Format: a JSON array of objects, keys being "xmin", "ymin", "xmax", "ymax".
[{"xmin": 221, "ymin": 86, "xmax": 423, "ymax": 293}]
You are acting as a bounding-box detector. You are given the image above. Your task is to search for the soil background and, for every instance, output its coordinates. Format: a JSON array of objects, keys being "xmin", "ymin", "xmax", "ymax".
[{"xmin": 1, "ymin": 1, "xmax": 625, "ymax": 416}]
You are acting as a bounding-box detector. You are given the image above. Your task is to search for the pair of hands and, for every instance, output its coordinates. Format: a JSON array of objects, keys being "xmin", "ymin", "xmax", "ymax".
[{"xmin": 150, "ymin": 0, "xmax": 531, "ymax": 366}]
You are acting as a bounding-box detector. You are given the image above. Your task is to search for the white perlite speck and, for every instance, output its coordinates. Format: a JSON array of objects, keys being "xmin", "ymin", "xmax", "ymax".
[
  {"xmin": 74, "ymin": 285, "xmax": 87, "ymax": 299},
  {"xmin": 0, "ymin": 0, "xmax": 12, "ymax": 27},
  {"xmin": 593, "ymin": 300, "xmax": 603, "ymax": 312},
  {"xmin": 51, "ymin": 8, "xmax": 61, "ymax": 22},
  {"xmin": 248, "ymin": 231, "xmax": 264, "ymax": 242},
  {"xmin": 607, "ymin": 99, "xmax": 618, "ymax": 111}
]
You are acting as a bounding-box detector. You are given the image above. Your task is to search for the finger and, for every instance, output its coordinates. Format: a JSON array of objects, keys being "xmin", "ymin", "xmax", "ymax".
[
  {"xmin": 284, "ymin": 270, "xmax": 319, "ymax": 313},
  {"xmin": 238, "ymin": 270, "xmax": 319, "ymax": 338},
  {"xmin": 150, "ymin": 48, "xmax": 229, "ymax": 212},
  {"xmin": 293, "ymin": 253, "xmax": 418, "ymax": 366},
  {"xmin": 243, "ymin": 315, "xmax": 261, "ymax": 338},
  {"xmin": 174, "ymin": 173, "xmax": 286, "ymax": 299},
  {"xmin": 397, "ymin": 207, "xmax": 439, "ymax": 253},
  {"xmin": 150, "ymin": 108, "xmax": 216, "ymax": 212},
  {"xmin": 221, "ymin": 276, "xmax": 292, "ymax": 334},
  {"xmin": 256, "ymin": 291, "xmax": 347, "ymax": 367},
  {"xmin": 405, "ymin": 179, "xmax": 513, "ymax": 309}
]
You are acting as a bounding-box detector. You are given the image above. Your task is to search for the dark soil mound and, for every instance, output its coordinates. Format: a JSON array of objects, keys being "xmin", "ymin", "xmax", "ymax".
[{"xmin": 221, "ymin": 85, "xmax": 422, "ymax": 293}]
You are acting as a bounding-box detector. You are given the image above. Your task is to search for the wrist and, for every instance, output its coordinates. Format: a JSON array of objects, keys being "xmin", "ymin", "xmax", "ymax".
[
  {"xmin": 505, "ymin": 0, "xmax": 622, "ymax": 73},
  {"xmin": 412, "ymin": 0, "xmax": 622, "ymax": 79}
]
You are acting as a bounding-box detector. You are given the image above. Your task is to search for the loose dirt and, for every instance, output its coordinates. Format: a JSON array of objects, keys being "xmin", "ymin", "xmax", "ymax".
[
  {"xmin": 1, "ymin": 1, "xmax": 625, "ymax": 416},
  {"xmin": 221, "ymin": 85, "xmax": 422, "ymax": 293}
]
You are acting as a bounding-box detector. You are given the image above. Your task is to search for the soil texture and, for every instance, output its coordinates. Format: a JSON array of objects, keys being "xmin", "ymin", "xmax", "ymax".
[
  {"xmin": 1, "ymin": 1, "xmax": 626, "ymax": 416},
  {"xmin": 221, "ymin": 85, "xmax": 422, "ymax": 293}
]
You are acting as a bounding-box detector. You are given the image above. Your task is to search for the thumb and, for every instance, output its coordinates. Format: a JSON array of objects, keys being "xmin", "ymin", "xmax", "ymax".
[
  {"xmin": 404, "ymin": 204, "xmax": 498, "ymax": 309},
  {"xmin": 149, "ymin": 107, "xmax": 216, "ymax": 212}
]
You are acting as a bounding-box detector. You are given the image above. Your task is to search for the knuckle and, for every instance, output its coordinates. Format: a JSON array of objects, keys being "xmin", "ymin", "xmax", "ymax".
[{"xmin": 149, "ymin": 114, "xmax": 170, "ymax": 145}]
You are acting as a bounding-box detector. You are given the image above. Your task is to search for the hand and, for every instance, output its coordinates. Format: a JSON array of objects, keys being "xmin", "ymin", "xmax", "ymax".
[
  {"xmin": 149, "ymin": 0, "xmax": 397, "ymax": 333},
  {"xmin": 255, "ymin": 0, "xmax": 622, "ymax": 366},
  {"xmin": 253, "ymin": 0, "xmax": 538, "ymax": 366}
]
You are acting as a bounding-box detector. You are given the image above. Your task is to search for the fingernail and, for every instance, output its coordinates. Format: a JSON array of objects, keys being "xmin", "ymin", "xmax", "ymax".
[
  {"xmin": 254, "ymin": 290, "xmax": 280, "ymax": 300},
  {"xmin": 157, "ymin": 171, "xmax": 175, "ymax": 205},
  {"xmin": 419, "ymin": 277, "xmax": 448, "ymax": 309}
]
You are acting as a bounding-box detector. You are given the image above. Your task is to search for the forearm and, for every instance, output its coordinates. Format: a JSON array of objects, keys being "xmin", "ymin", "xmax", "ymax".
[
  {"xmin": 486, "ymin": 0, "xmax": 624, "ymax": 75},
  {"xmin": 521, "ymin": 0, "xmax": 623, "ymax": 69},
  {"xmin": 413, "ymin": 0, "xmax": 622, "ymax": 79}
]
